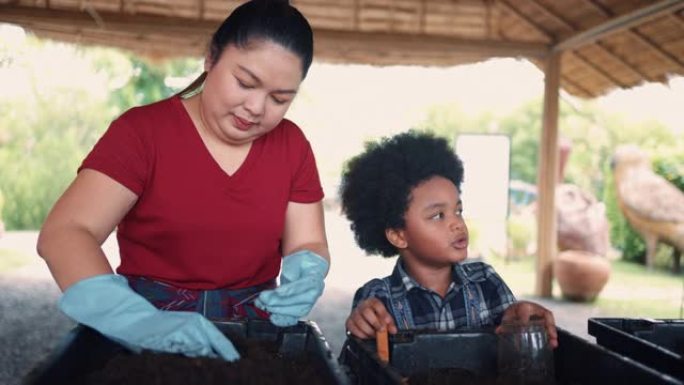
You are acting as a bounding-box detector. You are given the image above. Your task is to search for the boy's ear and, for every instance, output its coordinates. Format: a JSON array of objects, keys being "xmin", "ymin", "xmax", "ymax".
[{"xmin": 385, "ymin": 228, "xmax": 407, "ymax": 249}]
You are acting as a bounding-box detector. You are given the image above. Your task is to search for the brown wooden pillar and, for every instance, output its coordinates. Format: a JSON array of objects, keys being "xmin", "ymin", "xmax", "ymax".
[{"xmin": 535, "ymin": 51, "xmax": 562, "ymax": 297}]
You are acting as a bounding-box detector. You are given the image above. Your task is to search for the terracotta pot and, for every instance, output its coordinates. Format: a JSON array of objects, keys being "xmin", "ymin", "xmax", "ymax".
[{"xmin": 553, "ymin": 250, "xmax": 611, "ymax": 302}]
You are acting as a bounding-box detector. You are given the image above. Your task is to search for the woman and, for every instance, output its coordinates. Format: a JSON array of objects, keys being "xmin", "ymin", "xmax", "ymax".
[{"xmin": 37, "ymin": 0, "xmax": 329, "ymax": 362}]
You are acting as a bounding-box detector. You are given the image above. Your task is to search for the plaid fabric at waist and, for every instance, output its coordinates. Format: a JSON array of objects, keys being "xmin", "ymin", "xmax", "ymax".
[{"xmin": 124, "ymin": 275, "xmax": 275, "ymax": 321}]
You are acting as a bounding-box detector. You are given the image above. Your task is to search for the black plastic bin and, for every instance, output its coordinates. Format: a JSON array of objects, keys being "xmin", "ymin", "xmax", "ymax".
[
  {"xmin": 588, "ymin": 318, "xmax": 684, "ymax": 381},
  {"xmin": 339, "ymin": 326, "xmax": 683, "ymax": 385},
  {"xmin": 24, "ymin": 319, "xmax": 352, "ymax": 385}
]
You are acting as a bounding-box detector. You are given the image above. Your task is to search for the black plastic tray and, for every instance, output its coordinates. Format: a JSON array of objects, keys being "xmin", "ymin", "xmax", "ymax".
[
  {"xmin": 588, "ymin": 318, "xmax": 684, "ymax": 381},
  {"xmin": 339, "ymin": 326, "xmax": 683, "ymax": 385},
  {"xmin": 24, "ymin": 319, "xmax": 352, "ymax": 385}
]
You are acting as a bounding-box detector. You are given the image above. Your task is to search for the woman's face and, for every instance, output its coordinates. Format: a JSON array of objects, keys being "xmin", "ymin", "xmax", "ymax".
[{"xmin": 200, "ymin": 40, "xmax": 303, "ymax": 146}]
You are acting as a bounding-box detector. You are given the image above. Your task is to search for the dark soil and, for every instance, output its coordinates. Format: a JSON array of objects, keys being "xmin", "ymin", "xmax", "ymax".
[
  {"xmin": 85, "ymin": 333, "xmax": 333, "ymax": 385},
  {"xmin": 407, "ymin": 367, "xmax": 497, "ymax": 385},
  {"xmin": 407, "ymin": 368, "xmax": 560, "ymax": 385}
]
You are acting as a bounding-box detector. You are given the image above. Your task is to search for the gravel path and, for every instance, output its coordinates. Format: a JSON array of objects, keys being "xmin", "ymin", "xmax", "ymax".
[{"xmin": 0, "ymin": 273, "xmax": 75, "ymax": 385}]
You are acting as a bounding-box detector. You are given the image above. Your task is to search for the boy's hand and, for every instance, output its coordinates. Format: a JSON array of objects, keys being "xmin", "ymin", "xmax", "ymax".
[
  {"xmin": 346, "ymin": 298, "xmax": 398, "ymax": 339},
  {"xmin": 496, "ymin": 300, "xmax": 558, "ymax": 349}
]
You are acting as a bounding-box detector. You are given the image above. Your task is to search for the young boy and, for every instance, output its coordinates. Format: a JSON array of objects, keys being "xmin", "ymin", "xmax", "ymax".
[{"xmin": 339, "ymin": 131, "xmax": 557, "ymax": 347}]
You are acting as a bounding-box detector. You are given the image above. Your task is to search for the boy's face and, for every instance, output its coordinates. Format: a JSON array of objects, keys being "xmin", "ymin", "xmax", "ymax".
[{"xmin": 391, "ymin": 176, "xmax": 469, "ymax": 268}]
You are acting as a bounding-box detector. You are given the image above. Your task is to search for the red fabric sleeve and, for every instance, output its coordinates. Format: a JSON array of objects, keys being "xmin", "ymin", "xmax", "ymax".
[
  {"xmin": 78, "ymin": 113, "xmax": 149, "ymax": 195},
  {"xmin": 289, "ymin": 135, "xmax": 324, "ymax": 203}
]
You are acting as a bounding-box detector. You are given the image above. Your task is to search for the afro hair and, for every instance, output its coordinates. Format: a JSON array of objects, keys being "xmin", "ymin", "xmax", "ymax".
[{"xmin": 339, "ymin": 130, "xmax": 464, "ymax": 257}]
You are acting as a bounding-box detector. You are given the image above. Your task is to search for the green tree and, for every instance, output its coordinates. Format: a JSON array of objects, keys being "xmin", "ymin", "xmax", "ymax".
[
  {"xmin": 109, "ymin": 56, "xmax": 201, "ymax": 114},
  {"xmin": 497, "ymin": 100, "xmax": 543, "ymax": 183},
  {"xmin": 415, "ymin": 103, "xmax": 495, "ymax": 146},
  {"xmin": 0, "ymin": 35, "xmax": 201, "ymax": 229}
]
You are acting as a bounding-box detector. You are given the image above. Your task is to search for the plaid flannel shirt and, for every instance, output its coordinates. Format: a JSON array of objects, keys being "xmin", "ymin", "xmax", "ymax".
[{"xmin": 351, "ymin": 259, "xmax": 516, "ymax": 330}]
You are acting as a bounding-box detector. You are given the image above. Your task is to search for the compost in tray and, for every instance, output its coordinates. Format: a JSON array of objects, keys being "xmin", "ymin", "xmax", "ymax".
[
  {"xmin": 85, "ymin": 332, "xmax": 332, "ymax": 385},
  {"xmin": 406, "ymin": 367, "xmax": 561, "ymax": 385},
  {"xmin": 407, "ymin": 367, "xmax": 496, "ymax": 385}
]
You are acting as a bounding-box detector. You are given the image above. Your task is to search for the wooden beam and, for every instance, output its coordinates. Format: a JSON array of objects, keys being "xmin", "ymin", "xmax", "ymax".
[
  {"xmin": 0, "ymin": 4, "xmax": 549, "ymax": 60},
  {"xmin": 570, "ymin": 50, "xmax": 629, "ymax": 88},
  {"xmin": 418, "ymin": 0, "xmax": 426, "ymax": 34},
  {"xmin": 485, "ymin": 0, "xmax": 492, "ymax": 39},
  {"xmin": 84, "ymin": 4, "xmax": 106, "ymax": 29},
  {"xmin": 554, "ymin": 0, "xmax": 684, "ymax": 52},
  {"xmin": 528, "ymin": 0, "xmax": 652, "ymax": 81},
  {"xmin": 582, "ymin": 0, "xmax": 684, "ymax": 70},
  {"xmin": 525, "ymin": 0, "xmax": 653, "ymax": 85},
  {"xmin": 524, "ymin": 0, "xmax": 574, "ymax": 35},
  {"xmin": 0, "ymin": 5, "xmax": 219, "ymax": 36},
  {"xmin": 315, "ymin": 29, "xmax": 548, "ymax": 59},
  {"xmin": 197, "ymin": 0, "xmax": 205, "ymax": 20},
  {"xmin": 536, "ymin": 51, "xmax": 562, "ymax": 298},
  {"xmin": 671, "ymin": 12, "xmax": 684, "ymax": 28},
  {"xmin": 498, "ymin": 0, "xmax": 552, "ymax": 43},
  {"xmin": 559, "ymin": 74, "xmax": 594, "ymax": 98},
  {"xmin": 31, "ymin": 28, "xmax": 204, "ymax": 58},
  {"xmin": 500, "ymin": 0, "xmax": 562, "ymax": 296},
  {"xmin": 504, "ymin": 0, "xmax": 639, "ymax": 89},
  {"xmin": 389, "ymin": 0, "xmax": 396, "ymax": 32},
  {"xmin": 629, "ymin": 28, "xmax": 684, "ymax": 69}
]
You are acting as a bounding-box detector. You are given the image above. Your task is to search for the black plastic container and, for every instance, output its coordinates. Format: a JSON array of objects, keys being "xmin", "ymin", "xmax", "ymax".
[
  {"xmin": 24, "ymin": 319, "xmax": 352, "ymax": 385},
  {"xmin": 588, "ymin": 318, "xmax": 684, "ymax": 381},
  {"xmin": 339, "ymin": 326, "xmax": 683, "ymax": 385}
]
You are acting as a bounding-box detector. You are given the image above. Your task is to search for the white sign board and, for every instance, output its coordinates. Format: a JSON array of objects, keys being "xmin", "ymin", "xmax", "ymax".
[{"xmin": 455, "ymin": 134, "xmax": 511, "ymax": 257}]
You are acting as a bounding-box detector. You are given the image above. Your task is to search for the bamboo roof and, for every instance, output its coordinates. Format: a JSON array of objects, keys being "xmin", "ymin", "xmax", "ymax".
[{"xmin": 1, "ymin": 0, "xmax": 683, "ymax": 98}]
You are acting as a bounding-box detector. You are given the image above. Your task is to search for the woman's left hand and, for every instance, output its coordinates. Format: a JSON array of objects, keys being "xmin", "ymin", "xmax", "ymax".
[
  {"xmin": 496, "ymin": 300, "xmax": 559, "ymax": 349},
  {"xmin": 255, "ymin": 250, "xmax": 328, "ymax": 326}
]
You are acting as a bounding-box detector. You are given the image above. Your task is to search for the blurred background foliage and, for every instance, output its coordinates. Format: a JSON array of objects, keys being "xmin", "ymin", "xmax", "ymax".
[
  {"xmin": 0, "ymin": 34, "xmax": 200, "ymax": 230},
  {"xmin": 417, "ymin": 96, "xmax": 683, "ymax": 270},
  {"xmin": 1, "ymin": 32, "xmax": 682, "ymax": 272}
]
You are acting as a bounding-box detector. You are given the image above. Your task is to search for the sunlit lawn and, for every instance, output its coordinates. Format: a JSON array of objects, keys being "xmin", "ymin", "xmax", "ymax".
[{"xmin": 488, "ymin": 253, "xmax": 684, "ymax": 319}]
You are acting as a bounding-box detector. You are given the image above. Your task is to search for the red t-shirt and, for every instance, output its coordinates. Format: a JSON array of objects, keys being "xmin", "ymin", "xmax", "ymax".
[{"xmin": 80, "ymin": 96, "xmax": 323, "ymax": 290}]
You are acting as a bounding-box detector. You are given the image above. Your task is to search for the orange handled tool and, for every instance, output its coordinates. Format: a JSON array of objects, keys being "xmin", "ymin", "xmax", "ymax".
[{"xmin": 376, "ymin": 327, "xmax": 389, "ymax": 363}]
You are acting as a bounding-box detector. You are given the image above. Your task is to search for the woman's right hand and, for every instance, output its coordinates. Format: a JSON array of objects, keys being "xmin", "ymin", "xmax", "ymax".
[
  {"xmin": 345, "ymin": 297, "xmax": 398, "ymax": 339},
  {"xmin": 59, "ymin": 274, "xmax": 240, "ymax": 361}
]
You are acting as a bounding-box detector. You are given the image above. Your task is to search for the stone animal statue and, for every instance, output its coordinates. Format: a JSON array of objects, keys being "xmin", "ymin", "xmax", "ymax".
[
  {"xmin": 554, "ymin": 184, "xmax": 612, "ymax": 302},
  {"xmin": 611, "ymin": 145, "xmax": 684, "ymax": 272},
  {"xmin": 556, "ymin": 183, "xmax": 610, "ymax": 256}
]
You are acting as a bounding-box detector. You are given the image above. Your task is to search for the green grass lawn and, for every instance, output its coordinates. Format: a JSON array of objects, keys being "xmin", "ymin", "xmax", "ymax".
[
  {"xmin": 488, "ymin": 253, "xmax": 684, "ymax": 319},
  {"xmin": 0, "ymin": 248, "xmax": 32, "ymax": 272}
]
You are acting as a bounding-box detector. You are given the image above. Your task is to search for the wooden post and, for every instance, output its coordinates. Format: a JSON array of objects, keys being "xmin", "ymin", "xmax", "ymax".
[{"xmin": 536, "ymin": 51, "xmax": 561, "ymax": 297}]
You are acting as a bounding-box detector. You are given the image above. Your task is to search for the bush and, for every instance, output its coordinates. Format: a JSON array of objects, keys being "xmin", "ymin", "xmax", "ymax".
[
  {"xmin": 506, "ymin": 211, "xmax": 536, "ymax": 259},
  {"xmin": 603, "ymin": 161, "xmax": 646, "ymax": 263},
  {"xmin": 0, "ymin": 188, "xmax": 5, "ymax": 237},
  {"xmin": 653, "ymin": 148, "xmax": 684, "ymax": 192}
]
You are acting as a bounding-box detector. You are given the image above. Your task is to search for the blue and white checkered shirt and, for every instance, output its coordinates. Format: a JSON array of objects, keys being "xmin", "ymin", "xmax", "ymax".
[{"xmin": 351, "ymin": 259, "xmax": 516, "ymax": 331}]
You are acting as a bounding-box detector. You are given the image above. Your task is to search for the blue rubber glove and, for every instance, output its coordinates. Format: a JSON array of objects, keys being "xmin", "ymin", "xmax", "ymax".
[
  {"xmin": 255, "ymin": 250, "xmax": 328, "ymax": 327},
  {"xmin": 58, "ymin": 274, "xmax": 240, "ymax": 361}
]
